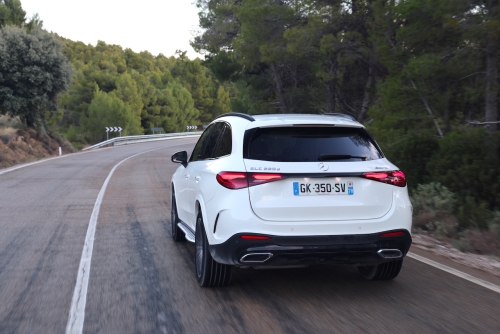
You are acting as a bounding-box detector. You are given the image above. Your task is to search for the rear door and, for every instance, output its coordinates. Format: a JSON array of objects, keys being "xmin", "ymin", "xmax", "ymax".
[
  {"xmin": 243, "ymin": 126, "xmax": 393, "ymax": 221},
  {"xmin": 185, "ymin": 122, "xmax": 225, "ymax": 228}
]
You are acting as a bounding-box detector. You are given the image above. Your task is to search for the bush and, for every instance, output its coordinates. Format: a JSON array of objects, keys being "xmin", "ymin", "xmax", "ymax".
[
  {"xmin": 383, "ymin": 133, "xmax": 439, "ymax": 189},
  {"xmin": 489, "ymin": 211, "xmax": 500, "ymax": 237},
  {"xmin": 461, "ymin": 229, "xmax": 500, "ymax": 256},
  {"xmin": 457, "ymin": 196, "xmax": 492, "ymax": 230},
  {"xmin": 428, "ymin": 128, "xmax": 500, "ymax": 210},
  {"xmin": 411, "ymin": 182, "xmax": 458, "ymax": 237}
]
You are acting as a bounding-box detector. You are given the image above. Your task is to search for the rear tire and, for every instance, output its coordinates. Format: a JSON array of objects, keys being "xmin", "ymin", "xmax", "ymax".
[
  {"xmin": 358, "ymin": 259, "xmax": 403, "ymax": 281},
  {"xmin": 195, "ymin": 214, "xmax": 232, "ymax": 287},
  {"xmin": 171, "ymin": 188, "xmax": 185, "ymax": 242}
]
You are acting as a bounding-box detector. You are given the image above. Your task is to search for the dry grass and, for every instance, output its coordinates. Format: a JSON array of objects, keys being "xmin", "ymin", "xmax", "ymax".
[
  {"xmin": 0, "ymin": 127, "xmax": 76, "ymax": 169},
  {"xmin": 462, "ymin": 230, "xmax": 500, "ymax": 256}
]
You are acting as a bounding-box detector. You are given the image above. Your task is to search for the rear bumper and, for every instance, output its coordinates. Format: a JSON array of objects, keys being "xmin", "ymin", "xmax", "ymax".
[{"xmin": 208, "ymin": 230, "xmax": 412, "ymax": 266}]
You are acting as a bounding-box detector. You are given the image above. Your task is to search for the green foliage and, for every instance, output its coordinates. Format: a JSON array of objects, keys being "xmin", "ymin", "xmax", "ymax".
[
  {"xmin": 412, "ymin": 183, "xmax": 457, "ymax": 216},
  {"xmin": 382, "ymin": 133, "xmax": 439, "ymax": 188},
  {"xmin": 80, "ymin": 90, "xmax": 139, "ymax": 143},
  {"xmin": 457, "ymin": 196, "xmax": 492, "ymax": 230},
  {"xmin": 0, "ymin": 0, "xmax": 26, "ymax": 27},
  {"xmin": 490, "ymin": 212, "xmax": 500, "ymax": 237},
  {"xmin": 411, "ymin": 182, "xmax": 458, "ymax": 237},
  {"xmin": 0, "ymin": 26, "xmax": 72, "ymax": 128},
  {"xmin": 58, "ymin": 38, "xmax": 229, "ymax": 142},
  {"xmin": 427, "ymin": 128, "xmax": 500, "ymax": 210}
]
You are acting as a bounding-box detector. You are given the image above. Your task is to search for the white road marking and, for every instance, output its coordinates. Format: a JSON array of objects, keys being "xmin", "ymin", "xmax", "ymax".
[
  {"xmin": 65, "ymin": 147, "xmax": 165, "ymax": 334},
  {"xmin": 408, "ymin": 252, "xmax": 500, "ymax": 294},
  {"xmin": 0, "ymin": 135, "xmax": 199, "ymax": 177},
  {"xmin": 0, "ymin": 147, "xmax": 112, "ymax": 177}
]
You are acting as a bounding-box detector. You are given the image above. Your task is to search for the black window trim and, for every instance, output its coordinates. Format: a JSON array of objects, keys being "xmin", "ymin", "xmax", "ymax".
[
  {"xmin": 191, "ymin": 121, "xmax": 232, "ymax": 162},
  {"xmin": 211, "ymin": 121, "xmax": 233, "ymax": 160}
]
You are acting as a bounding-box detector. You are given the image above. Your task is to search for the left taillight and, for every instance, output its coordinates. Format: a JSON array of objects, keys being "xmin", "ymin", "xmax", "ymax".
[
  {"xmin": 216, "ymin": 172, "xmax": 286, "ymax": 189},
  {"xmin": 362, "ymin": 170, "xmax": 406, "ymax": 187}
]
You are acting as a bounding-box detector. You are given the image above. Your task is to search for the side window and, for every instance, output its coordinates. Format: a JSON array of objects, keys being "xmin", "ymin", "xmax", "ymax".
[
  {"xmin": 190, "ymin": 124, "xmax": 214, "ymax": 162},
  {"xmin": 213, "ymin": 123, "xmax": 232, "ymax": 158},
  {"xmin": 199, "ymin": 122, "xmax": 224, "ymax": 160}
]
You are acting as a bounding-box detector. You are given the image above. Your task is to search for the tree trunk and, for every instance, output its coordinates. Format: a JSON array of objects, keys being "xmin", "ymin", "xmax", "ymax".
[
  {"xmin": 270, "ymin": 62, "xmax": 288, "ymax": 114},
  {"xmin": 485, "ymin": 31, "xmax": 498, "ymax": 133},
  {"xmin": 325, "ymin": 79, "xmax": 336, "ymax": 113},
  {"xmin": 358, "ymin": 66, "xmax": 373, "ymax": 122}
]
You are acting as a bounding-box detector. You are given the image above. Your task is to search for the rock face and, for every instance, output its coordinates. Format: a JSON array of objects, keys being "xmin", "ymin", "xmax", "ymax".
[{"xmin": 0, "ymin": 128, "xmax": 76, "ymax": 169}]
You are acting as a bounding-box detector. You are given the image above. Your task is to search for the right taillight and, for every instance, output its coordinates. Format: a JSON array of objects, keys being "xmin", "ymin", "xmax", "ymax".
[
  {"xmin": 362, "ymin": 170, "xmax": 406, "ymax": 187},
  {"xmin": 216, "ymin": 172, "xmax": 286, "ymax": 189}
]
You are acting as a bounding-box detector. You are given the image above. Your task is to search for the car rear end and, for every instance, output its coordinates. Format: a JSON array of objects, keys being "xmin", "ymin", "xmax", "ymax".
[{"xmin": 208, "ymin": 114, "xmax": 412, "ymax": 268}]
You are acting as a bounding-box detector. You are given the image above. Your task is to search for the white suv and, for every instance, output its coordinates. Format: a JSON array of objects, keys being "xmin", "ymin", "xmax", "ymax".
[{"xmin": 171, "ymin": 113, "xmax": 412, "ymax": 287}]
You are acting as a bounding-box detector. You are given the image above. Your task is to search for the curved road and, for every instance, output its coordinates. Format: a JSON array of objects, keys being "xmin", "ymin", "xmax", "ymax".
[{"xmin": 0, "ymin": 138, "xmax": 499, "ymax": 333}]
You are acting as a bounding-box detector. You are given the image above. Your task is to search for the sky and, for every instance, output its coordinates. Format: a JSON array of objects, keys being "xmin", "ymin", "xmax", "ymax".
[{"xmin": 20, "ymin": 0, "xmax": 204, "ymax": 59}]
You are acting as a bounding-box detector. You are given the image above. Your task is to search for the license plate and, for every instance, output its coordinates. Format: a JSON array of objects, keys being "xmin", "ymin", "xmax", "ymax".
[{"xmin": 293, "ymin": 181, "xmax": 354, "ymax": 196}]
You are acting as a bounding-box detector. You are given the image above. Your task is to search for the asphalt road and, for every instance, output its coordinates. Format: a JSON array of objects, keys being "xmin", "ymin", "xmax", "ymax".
[{"xmin": 0, "ymin": 138, "xmax": 499, "ymax": 333}]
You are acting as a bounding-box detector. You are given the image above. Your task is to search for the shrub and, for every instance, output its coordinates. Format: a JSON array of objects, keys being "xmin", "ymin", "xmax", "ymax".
[
  {"xmin": 428, "ymin": 128, "xmax": 500, "ymax": 211},
  {"xmin": 412, "ymin": 182, "xmax": 458, "ymax": 237},
  {"xmin": 489, "ymin": 211, "xmax": 500, "ymax": 237},
  {"xmin": 462, "ymin": 229, "xmax": 500, "ymax": 256},
  {"xmin": 383, "ymin": 133, "xmax": 439, "ymax": 189},
  {"xmin": 457, "ymin": 196, "xmax": 492, "ymax": 230}
]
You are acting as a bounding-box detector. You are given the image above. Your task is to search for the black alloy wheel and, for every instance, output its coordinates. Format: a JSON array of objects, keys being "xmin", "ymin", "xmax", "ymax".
[
  {"xmin": 171, "ymin": 188, "xmax": 185, "ymax": 242},
  {"xmin": 358, "ymin": 259, "xmax": 403, "ymax": 280},
  {"xmin": 195, "ymin": 214, "xmax": 232, "ymax": 287}
]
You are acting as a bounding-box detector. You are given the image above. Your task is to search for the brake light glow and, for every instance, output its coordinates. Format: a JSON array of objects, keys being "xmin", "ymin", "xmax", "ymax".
[
  {"xmin": 216, "ymin": 172, "xmax": 248, "ymax": 189},
  {"xmin": 240, "ymin": 235, "xmax": 271, "ymax": 240},
  {"xmin": 248, "ymin": 173, "xmax": 285, "ymax": 186},
  {"xmin": 216, "ymin": 172, "xmax": 286, "ymax": 189},
  {"xmin": 362, "ymin": 170, "xmax": 406, "ymax": 187},
  {"xmin": 380, "ymin": 231, "xmax": 405, "ymax": 237}
]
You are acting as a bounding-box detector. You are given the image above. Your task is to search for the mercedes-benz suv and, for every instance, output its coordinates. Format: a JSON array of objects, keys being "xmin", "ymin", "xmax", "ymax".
[{"xmin": 171, "ymin": 113, "xmax": 412, "ymax": 287}]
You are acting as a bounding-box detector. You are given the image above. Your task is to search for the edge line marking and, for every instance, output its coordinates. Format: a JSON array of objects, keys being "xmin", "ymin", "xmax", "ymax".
[
  {"xmin": 65, "ymin": 147, "xmax": 164, "ymax": 334},
  {"xmin": 0, "ymin": 135, "xmax": 199, "ymax": 177},
  {"xmin": 407, "ymin": 252, "xmax": 500, "ymax": 294}
]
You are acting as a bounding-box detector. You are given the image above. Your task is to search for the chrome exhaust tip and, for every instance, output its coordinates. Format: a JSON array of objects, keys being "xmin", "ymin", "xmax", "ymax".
[
  {"xmin": 377, "ymin": 249, "xmax": 403, "ymax": 259},
  {"xmin": 240, "ymin": 253, "xmax": 273, "ymax": 263}
]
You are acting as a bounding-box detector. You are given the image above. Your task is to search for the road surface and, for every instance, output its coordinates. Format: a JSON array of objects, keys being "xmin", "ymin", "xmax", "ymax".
[{"xmin": 0, "ymin": 138, "xmax": 499, "ymax": 333}]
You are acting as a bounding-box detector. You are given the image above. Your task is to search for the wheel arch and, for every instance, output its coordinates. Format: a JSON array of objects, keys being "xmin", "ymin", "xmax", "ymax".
[{"xmin": 195, "ymin": 197, "xmax": 212, "ymax": 242}]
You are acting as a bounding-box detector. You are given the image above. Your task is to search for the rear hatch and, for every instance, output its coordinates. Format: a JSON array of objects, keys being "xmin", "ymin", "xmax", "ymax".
[{"xmin": 243, "ymin": 126, "xmax": 394, "ymax": 221}]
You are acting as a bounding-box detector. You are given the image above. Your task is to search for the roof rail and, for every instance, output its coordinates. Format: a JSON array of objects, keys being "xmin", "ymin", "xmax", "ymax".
[
  {"xmin": 214, "ymin": 112, "xmax": 255, "ymax": 122},
  {"xmin": 323, "ymin": 113, "xmax": 356, "ymax": 121}
]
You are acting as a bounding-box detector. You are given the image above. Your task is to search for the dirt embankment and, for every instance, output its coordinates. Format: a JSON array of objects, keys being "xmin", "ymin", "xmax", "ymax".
[{"xmin": 0, "ymin": 128, "xmax": 76, "ymax": 169}]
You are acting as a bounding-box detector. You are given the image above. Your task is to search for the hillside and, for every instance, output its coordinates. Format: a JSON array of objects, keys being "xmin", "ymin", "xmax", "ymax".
[{"xmin": 0, "ymin": 117, "xmax": 76, "ymax": 169}]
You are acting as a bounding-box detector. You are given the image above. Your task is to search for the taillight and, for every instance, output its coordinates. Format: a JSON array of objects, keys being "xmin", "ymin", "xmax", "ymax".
[
  {"xmin": 248, "ymin": 173, "xmax": 285, "ymax": 187},
  {"xmin": 216, "ymin": 172, "xmax": 286, "ymax": 189},
  {"xmin": 362, "ymin": 170, "xmax": 406, "ymax": 187},
  {"xmin": 216, "ymin": 172, "xmax": 248, "ymax": 189}
]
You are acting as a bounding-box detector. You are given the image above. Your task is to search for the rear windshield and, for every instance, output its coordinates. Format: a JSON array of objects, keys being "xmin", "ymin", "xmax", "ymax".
[{"xmin": 244, "ymin": 127, "xmax": 383, "ymax": 162}]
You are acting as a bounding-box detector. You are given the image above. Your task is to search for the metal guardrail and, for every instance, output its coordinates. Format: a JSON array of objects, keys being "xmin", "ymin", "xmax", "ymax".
[{"xmin": 82, "ymin": 132, "xmax": 202, "ymax": 151}]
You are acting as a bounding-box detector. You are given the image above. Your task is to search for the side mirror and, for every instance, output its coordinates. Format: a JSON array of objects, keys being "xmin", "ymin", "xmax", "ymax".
[{"xmin": 171, "ymin": 151, "xmax": 188, "ymax": 167}]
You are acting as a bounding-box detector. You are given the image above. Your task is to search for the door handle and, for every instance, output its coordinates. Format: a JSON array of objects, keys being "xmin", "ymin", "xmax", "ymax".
[
  {"xmin": 195, "ymin": 176, "xmax": 201, "ymax": 182},
  {"xmin": 184, "ymin": 174, "xmax": 190, "ymax": 179}
]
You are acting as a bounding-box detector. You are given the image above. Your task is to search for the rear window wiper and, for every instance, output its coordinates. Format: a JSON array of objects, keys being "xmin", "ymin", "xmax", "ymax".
[{"xmin": 318, "ymin": 154, "xmax": 367, "ymax": 161}]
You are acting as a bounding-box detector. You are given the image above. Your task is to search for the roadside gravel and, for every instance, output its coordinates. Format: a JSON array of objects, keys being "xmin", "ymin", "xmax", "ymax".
[{"xmin": 412, "ymin": 233, "xmax": 500, "ymax": 278}]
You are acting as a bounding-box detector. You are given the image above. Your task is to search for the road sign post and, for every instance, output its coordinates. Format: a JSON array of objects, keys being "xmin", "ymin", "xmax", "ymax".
[
  {"xmin": 105, "ymin": 126, "xmax": 122, "ymax": 140},
  {"xmin": 152, "ymin": 127, "xmax": 163, "ymax": 134}
]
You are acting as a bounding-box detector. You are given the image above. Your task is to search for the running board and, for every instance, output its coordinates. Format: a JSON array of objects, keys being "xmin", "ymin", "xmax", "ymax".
[{"xmin": 177, "ymin": 222, "xmax": 195, "ymax": 243}]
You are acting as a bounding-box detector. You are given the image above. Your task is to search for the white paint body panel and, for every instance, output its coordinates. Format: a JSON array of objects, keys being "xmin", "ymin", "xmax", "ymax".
[{"xmin": 171, "ymin": 114, "xmax": 413, "ymax": 246}]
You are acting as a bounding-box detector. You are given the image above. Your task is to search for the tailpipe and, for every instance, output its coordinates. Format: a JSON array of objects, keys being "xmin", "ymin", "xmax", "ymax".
[
  {"xmin": 377, "ymin": 249, "xmax": 403, "ymax": 259},
  {"xmin": 240, "ymin": 253, "xmax": 273, "ymax": 263}
]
